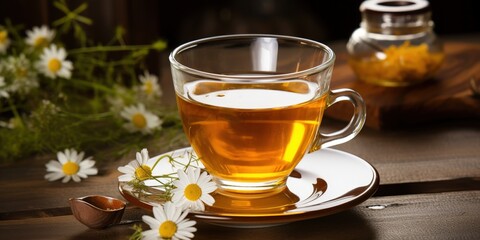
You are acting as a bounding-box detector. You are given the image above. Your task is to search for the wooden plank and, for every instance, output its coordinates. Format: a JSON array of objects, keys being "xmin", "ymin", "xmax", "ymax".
[
  {"xmin": 1, "ymin": 120, "xmax": 479, "ymax": 218},
  {"xmin": 0, "ymin": 159, "xmax": 126, "ymax": 217},
  {"xmin": 1, "ymin": 191, "xmax": 478, "ymax": 240},
  {"xmin": 0, "ymin": 136, "xmax": 189, "ymax": 217},
  {"xmin": 356, "ymin": 191, "xmax": 480, "ymax": 240},
  {"xmin": 329, "ymin": 119, "xmax": 480, "ymax": 184}
]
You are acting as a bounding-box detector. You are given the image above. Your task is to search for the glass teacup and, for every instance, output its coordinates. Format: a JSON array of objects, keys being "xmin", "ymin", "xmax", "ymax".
[{"xmin": 169, "ymin": 34, "xmax": 366, "ymax": 194}]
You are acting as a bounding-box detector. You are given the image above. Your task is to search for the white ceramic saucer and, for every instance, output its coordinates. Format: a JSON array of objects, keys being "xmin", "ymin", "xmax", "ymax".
[{"xmin": 119, "ymin": 147, "xmax": 379, "ymax": 228}]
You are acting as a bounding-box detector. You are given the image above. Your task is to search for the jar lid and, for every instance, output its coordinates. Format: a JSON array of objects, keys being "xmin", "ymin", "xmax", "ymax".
[
  {"xmin": 360, "ymin": 0, "xmax": 430, "ymax": 15},
  {"xmin": 360, "ymin": 0, "xmax": 432, "ymax": 34}
]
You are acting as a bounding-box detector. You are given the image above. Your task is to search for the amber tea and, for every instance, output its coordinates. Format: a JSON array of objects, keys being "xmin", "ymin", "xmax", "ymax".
[{"xmin": 177, "ymin": 80, "xmax": 327, "ymax": 191}]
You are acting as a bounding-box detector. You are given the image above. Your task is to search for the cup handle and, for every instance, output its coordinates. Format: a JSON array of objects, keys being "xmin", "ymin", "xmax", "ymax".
[{"xmin": 309, "ymin": 88, "xmax": 366, "ymax": 152}]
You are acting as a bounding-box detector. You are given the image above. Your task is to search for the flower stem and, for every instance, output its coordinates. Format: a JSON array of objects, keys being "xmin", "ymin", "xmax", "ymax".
[
  {"xmin": 68, "ymin": 45, "xmax": 154, "ymax": 55},
  {"xmin": 7, "ymin": 97, "xmax": 24, "ymax": 128}
]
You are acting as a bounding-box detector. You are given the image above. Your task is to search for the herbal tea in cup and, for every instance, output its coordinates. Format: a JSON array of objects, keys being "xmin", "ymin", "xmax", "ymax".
[{"xmin": 170, "ymin": 34, "xmax": 366, "ymax": 194}]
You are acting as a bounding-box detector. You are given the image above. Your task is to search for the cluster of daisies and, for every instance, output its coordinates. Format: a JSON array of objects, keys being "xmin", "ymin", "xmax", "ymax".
[
  {"xmin": 119, "ymin": 148, "xmax": 217, "ymax": 240},
  {"xmin": 2, "ymin": 22, "xmax": 198, "ymax": 239},
  {"xmin": 0, "ymin": 24, "xmax": 164, "ymax": 134},
  {"xmin": 45, "ymin": 147, "xmax": 216, "ymax": 239},
  {"xmin": 0, "ymin": 25, "xmax": 70, "ymax": 98}
]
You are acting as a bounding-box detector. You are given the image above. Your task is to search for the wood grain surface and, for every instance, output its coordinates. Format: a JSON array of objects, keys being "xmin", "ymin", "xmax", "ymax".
[
  {"xmin": 1, "ymin": 191, "xmax": 479, "ymax": 239},
  {"xmin": 326, "ymin": 41, "xmax": 480, "ymax": 129},
  {"xmin": 0, "ymin": 37, "xmax": 479, "ymax": 240}
]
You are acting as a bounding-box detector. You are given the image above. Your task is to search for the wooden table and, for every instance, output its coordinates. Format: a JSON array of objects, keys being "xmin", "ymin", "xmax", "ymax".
[{"xmin": 1, "ymin": 37, "xmax": 479, "ymax": 239}]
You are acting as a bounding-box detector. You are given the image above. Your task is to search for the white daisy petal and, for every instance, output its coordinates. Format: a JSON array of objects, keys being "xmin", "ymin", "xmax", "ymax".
[
  {"xmin": 172, "ymin": 179, "xmax": 187, "ymax": 189},
  {"xmin": 177, "ymin": 209, "xmax": 190, "ymax": 222},
  {"xmin": 117, "ymin": 175, "xmax": 131, "ymax": 182},
  {"xmin": 193, "ymin": 168, "xmax": 201, "ymax": 183},
  {"xmin": 45, "ymin": 149, "xmax": 97, "ymax": 183},
  {"xmin": 135, "ymin": 152, "xmax": 142, "ymax": 163},
  {"xmin": 117, "ymin": 164, "xmax": 135, "ymax": 174},
  {"xmin": 64, "ymin": 149, "xmax": 72, "ymax": 159},
  {"xmin": 119, "ymin": 103, "xmax": 160, "ymax": 135},
  {"xmin": 141, "ymin": 148, "xmax": 149, "ymax": 160},
  {"xmin": 170, "ymin": 208, "xmax": 183, "ymax": 223},
  {"xmin": 178, "ymin": 220, "xmax": 196, "ymax": 229},
  {"xmin": 200, "ymin": 194, "xmax": 215, "ymax": 206},
  {"xmin": 153, "ymin": 204, "xmax": 167, "ymax": 222},
  {"xmin": 176, "ymin": 234, "xmax": 193, "ymax": 240},
  {"xmin": 77, "ymin": 172, "xmax": 87, "ymax": 178},
  {"xmin": 203, "ymin": 182, "xmax": 218, "ymax": 193},
  {"xmin": 45, "ymin": 160, "xmax": 63, "ymax": 172},
  {"xmin": 82, "ymin": 168, "xmax": 98, "ymax": 175},
  {"xmin": 194, "ymin": 201, "xmax": 205, "ymax": 211},
  {"xmin": 76, "ymin": 151, "xmax": 84, "ymax": 162},
  {"xmin": 142, "ymin": 230, "xmax": 158, "ymax": 240},
  {"xmin": 62, "ymin": 175, "xmax": 71, "ymax": 183},
  {"xmin": 176, "ymin": 230, "xmax": 195, "ymax": 239},
  {"xmin": 172, "ymin": 166, "xmax": 217, "ymax": 211},
  {"xmin": 57, "ymin": 48, "xmax": 66, "ymax": 59},
  {"xmin": 171, "ymin": 191, "xmax": 183, "ymax": 203},
  {"xmin": 57, "ymin": 151, "xmax": 67, "ymax": 164},
  {"xmin": 72, "ymin": 175, "xmax": 81, "ymax": 182},
  {"xmin": 25, "ymin": 25, "xmax": 55, "ymax": 48},
  {"xmin": 141, "ymin": 202, "xmax": 196, "ymax": 240},
  {"xmin": 196, "ymin": 172, "xmax": 211, "ymax": 186},
  {"xmin": 79, "ymin": 159, "xmax": 95, "ymax": 168},
  {"xmin": 186, "ymin": 168, "xmax": 196, "ymax": 183},
  {"xmin": 137, "ymin": 71, "xmax": 162, "ymax": 99},
  {"xmin": 142, "ymin": 215, "xmax": 160, "ymax": 230},
  {"xmin": 177, "ymin": 169, "xmax": 189, "ymax": 183},
  {"xmin": 166, "ymin": 204, "xmax": 179, "ymax": 221},
  {"xmin": 37, "ymin": 45, "xmax": 73, "ymax": 79},
  {"xmin": 45, "ymin": 172, "xmax": 64, "ymax": 181}
]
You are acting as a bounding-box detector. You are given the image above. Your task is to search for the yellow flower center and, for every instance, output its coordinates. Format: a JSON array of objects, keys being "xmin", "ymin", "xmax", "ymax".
[
  {"xmin": 62, "ymin": 161, "xmax": 79, "ymax": 176},
  {"xmin": 34, "ymin": 37, "xmax": 48, "ymax": 47},
  {"xmin": 159, "ymin": 220, "xmax": 177, "ymax": 239},
  {"xmin": 144, "ymin": 81, "xmax": 153, "ymax": 95},
  {"xmin": 132, "ymin": 113, "xmax": 147, "ymax": 129},
  {"xmin": 134, "ymin": 164, "xmax": 152, "ymax": 180},
  {"xmin": 48, "ymin": 58, "xmax": 62, "ymax": 73},
  {"xmin": 0, "ymin": 30, "xmax": 7, "ymax": 43},
  {"xmin": 15, "ymin": 67, "xmax": 28, "ymax": 78},
  {"xmin": 184, "ymin": 183, "xmax": 202, "ymax": 201}
]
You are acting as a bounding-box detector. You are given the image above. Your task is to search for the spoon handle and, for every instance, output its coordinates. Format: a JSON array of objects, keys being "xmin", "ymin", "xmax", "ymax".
[{"xmin": 116, "ymin": 219, "xmax": 143, "ymax": 225}]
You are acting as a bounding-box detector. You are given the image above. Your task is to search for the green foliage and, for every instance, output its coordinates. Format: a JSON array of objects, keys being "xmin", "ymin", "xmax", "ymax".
[
  {"xmin": 129, "ymin": 224, "xmax": 143, "ymax": 240},
  {"xmin": 0, "ymin": 0, "xmax": 179, "ymax": 162}
]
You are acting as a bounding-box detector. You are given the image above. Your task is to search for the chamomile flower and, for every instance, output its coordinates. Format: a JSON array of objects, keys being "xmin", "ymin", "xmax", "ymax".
[
  {"xmin": 142, "ymin": 202, "xmax": 197, "ymax": 240},
  {"xmin": 120, "ymin": 103, "xmax": 162, "ymax": 135},
  {"xmin": 117, "ymin": 148, "xmax": 153, "ymax": 182},
  {"xmin": 10, "ymin": 117, "xmax": 23, "ymax": 128},
  {"xmin": 0, "ymin": 28, "xmax": 11, "ymax": 54},
  {"xmin": 37, "ymin": 44, "xmax": 73, "ymax": 79},
  {"xmin": 171, "ymin": 167, "xmax": 217, "ymax": 211},
  {"xmin": 0, "ymin": 76, "xmax": 9, "ymax": 98},
  {"xmin": 4, "ymin": 54, "xmax": 38, "ymax": 95},
  {"xmin": 0, "ymin": 117, "xmax": 21, "ymax": 129},
  {"xmin": 25, "ymin": 25, "xmax": 55, "ymax": 48},
  {"xmin": 107, "ymin": 85, "xmax": 135, "ymax": 113},
  {"xmin": 45, "ymin": 148, "xmax": 98, "ymax": 183},
  {"xmin": 138, "ymin": 71, "xmax": 162, "ymax": 98}
]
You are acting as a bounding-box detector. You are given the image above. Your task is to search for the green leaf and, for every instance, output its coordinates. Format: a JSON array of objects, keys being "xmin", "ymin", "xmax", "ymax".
[{"xmin": 152, "ymin": 40, "xmax": 167, "ymax": 51}]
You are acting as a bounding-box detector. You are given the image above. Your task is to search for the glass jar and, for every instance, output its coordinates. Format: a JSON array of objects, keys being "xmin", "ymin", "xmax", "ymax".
[{"xmin": 347, "ymin": 0, "xmax": 444, "ymax": 87}]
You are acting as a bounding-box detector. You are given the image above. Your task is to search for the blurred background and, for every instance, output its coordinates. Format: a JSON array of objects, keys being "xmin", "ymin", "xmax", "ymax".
[
  {"xmin": 1, "ymin": 0, "xmax": 479, "ymax": 102},
  {"xmin": 1, "ymin": 0, "xmax": 479, "ymax": 48}
]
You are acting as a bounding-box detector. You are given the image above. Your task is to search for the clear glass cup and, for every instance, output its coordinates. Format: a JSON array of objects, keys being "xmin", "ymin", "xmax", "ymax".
[
  {"xmin": 347, "ymin": 0, "xmax": 444, "ymax": 87},
  {"xmin": 170, "ymin": 34, "xmax": 366, "ymax": 194}
]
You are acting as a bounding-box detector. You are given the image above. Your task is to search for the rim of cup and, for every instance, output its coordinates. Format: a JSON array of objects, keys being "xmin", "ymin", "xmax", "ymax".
[{"xmin": 169, "ymin": 34, "xmax": 336, "ymax": 81}]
